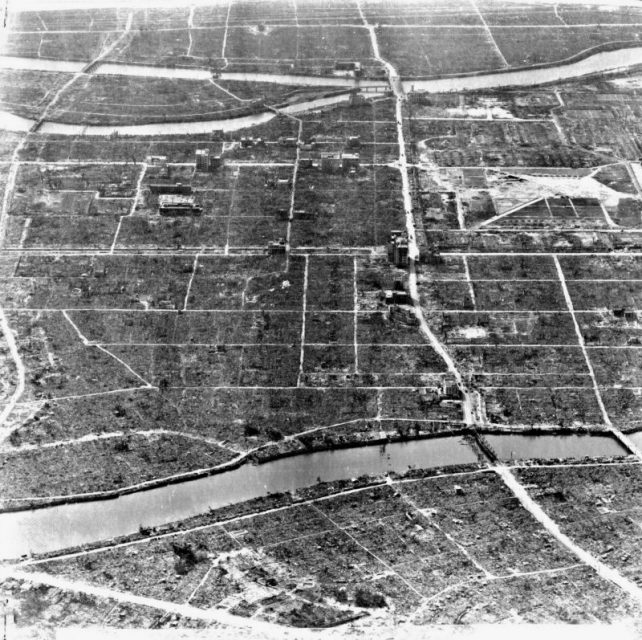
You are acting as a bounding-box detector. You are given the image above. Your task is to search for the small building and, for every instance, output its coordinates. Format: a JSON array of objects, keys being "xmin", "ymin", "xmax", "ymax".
[
  {"xmin": 158, "ymin": 194, "xmax": 202, "ymax": 216},
  {"xmin": 384, "ymin": 289, "xmax": 410, "ymax": 305},
  {"xmin": 196, "ymin": 148, "xmax": 222, "ymax": 172},
  {"xmin": 279, "ymin": 136, "xmax": 298, "ymax": 147},
  {"xmin": 146, "ymin": 155, "xmax": 168, "ymax": 167},
  {"xmin": 333, "ymin": 61, "xmax": 362, "ymax": 77},
  {"xmin": 384, "ymin": 279, "xmax": 411, "ymax": 305},
  {"xmin": 388, "ymin": 303, "xmax": 417, "ymax": 326},
  {"xmin": 387, "ymin": 230, "xmax": 409, "ymax": 267},
  {"xmin": 239, "ymin": 136, "xmax": 266, "ymax": 148},
  {"xmin": 195, "ymin": 148, "xmax": 210, "ymax": 172}
]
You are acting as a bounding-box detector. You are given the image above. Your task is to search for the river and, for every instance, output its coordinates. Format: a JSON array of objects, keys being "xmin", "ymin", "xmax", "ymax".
[
  {"xmin": 0, "ymin": 432, "xmax": 630, "ymax": 559},
  {"xmin": 403, "ymin": 46, "xmax": 642, "ymax": 93},
  {"xmin": 486, "ymin": 433, "xmax": 627, "ymax": 461},
  {"xmin": 1, "ymin": 436, "xmax": 477, "ymax": 559},
  {"xmin": 1, "ymin": 45, "xmax": 642, "ymax": 136},
  {"xmin": 0, "ymin": 83, "xmax": 356, "ymax": 136}
]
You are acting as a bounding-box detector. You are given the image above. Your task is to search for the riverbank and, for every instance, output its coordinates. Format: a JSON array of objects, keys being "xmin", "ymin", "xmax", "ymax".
[
  {"xmin": 0, "ymin": 424, "xmax": 635, "ymax": 559},
  {"xmin": 9, "ymin": 453, "xmax": 637, "ymax": 565},
  {"xmin": 0, "ymin": 420, "xmax": 621, "ymax": 514},
  {"xmin": 2, "ymin": 43, "xmax": 642, "ymax": 136},
  {"xmin": 6, "ymin": 458, "xmax": 642, "ymax": 634}
]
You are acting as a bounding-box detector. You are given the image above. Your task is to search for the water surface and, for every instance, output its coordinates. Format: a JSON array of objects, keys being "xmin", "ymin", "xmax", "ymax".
[
  {"xmin": 486, "ymin": 433, "xmax": 627, "ymax": 462},
  {"xmin": 0, "ymin": 436, "xmax": 477, "ymax": 559}
]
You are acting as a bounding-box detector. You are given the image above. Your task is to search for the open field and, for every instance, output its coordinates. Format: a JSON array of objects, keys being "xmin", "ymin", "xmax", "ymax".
[{"xmin": 46, "ymin": 76, "xmax": 264, "ymax": 125}]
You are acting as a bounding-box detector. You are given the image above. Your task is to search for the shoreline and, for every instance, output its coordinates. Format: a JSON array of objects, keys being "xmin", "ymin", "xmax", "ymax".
[
  {"xmin": 2, "ymin": 42, "xmax": 642, "ymax": 135},
  {"xmin": 0, "ymin": 423, "xmax": 628, "ymax": 515}
]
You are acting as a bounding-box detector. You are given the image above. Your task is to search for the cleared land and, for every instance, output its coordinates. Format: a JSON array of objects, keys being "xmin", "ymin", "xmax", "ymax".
[{"xmin": 3, "ymin": 0, "xmax": 642, "ymax": 636}]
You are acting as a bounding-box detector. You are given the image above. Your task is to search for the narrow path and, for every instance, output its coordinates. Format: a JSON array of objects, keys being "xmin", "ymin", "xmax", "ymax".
[
  {"xmin": 93, "ymin": 11, "xmax": 134, "ymax": 65},
  {"xmin": 0, "ymin": 308, "xmax": 26, "ymax": 434},
  {"xmin": 477, "ymin": 196, "xmax": 545, "ymax": 228},
  {"xmin": 469, "ymin": 0, "xmax": 509, "ymax": 68},
  {"xmin": 554, "ymin": 4, "xmax": 569, "ymax": 28},
  {"xmin": 353, "ymin": 256, "xmax": 359, "ymax": 374},
  {"xmin": 626, "ymin": 161, "xmax": 642, "ymax": 196},
  {"xmin": 182, "ymin": 249, "xmax": 202, "ymax": 312},
  {"xmin": 1, "ymin": 427, "xmax": 241, "ymax": 457},
  {"xmin": 462, "ymin": 256, "xmax": 477, "ymax": 310},
  {"xmin": 33, "ymin": 13, "xmax": 134, "ymax": 129},
  {"xmin": 187, "ymin": 5, "xmax": 195, "ymax": 57},
  {"xmin": 221, "ymin": 0, "xmax": 232, "ymax": 69},
  {"xmin": 551, "ymin": 111, "xmax": 568, "ymax": 144},
  {"xmin": 62, "ymin": 310, "xmax": 156, "ymax": 389},
  {"xmin": 394, "ymin": 484, "xmax": 493, "ymax": 579},
  {"xmin": 553, "ymin": 256, "xmax": 642, "ymax": 459},
  {"xmin": 495, "ymin": 466, "xmax": 642, "ymax": 605},
  {"xmin": 209, "ymin": 78, "xmax": 254, "ymax": 103},
  {"xmin": 0, "ymin": 568, "xmax": 319, "ymax": 639},
  {"xmin": 284, "ymin": 116, "xmax": 303, "ymax": 266},
  {"xmin": 110, "ymin": 160, "xmax": 146, "ymax": 253},
  {"xmin": 0, "ymin": 139, "xmax": 24, "ymax": 248},
  {"xmin": 309, "ymin": 503, "xmax": 425, "ymax": 599},
  {"xmin": 296, "ymin": 254, "xmax": 308, "ymax": 388},
  {"xmin": 599, "ymin": 201, "xmax": 619, "ymax": 229},
  {"xmin": 407, "ymin": 562, "xmax": 583, "ymax": 623}
]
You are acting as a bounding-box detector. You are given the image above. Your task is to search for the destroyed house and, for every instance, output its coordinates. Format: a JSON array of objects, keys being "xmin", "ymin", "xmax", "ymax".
[
  {"xmin": 388, "ymin": 230, "xmax": 409, "ymax": 267},
  {"xmin": 146, "ymin": 155, "xmax": 167, "ymax": 166},
  {"xmin": 195, "ymin": 149, "xmax": 210, "ymax": 171},
  {"xmin": 333, "ymin": 61, "xmax": 362, "ymax": 77},
  {"xmin": 196, "ymin": 145, "xmax": 223, "ymax": 171},
  {"xmin": 158, "ymin": 194, "xmax": 202, "ymax": 216}
]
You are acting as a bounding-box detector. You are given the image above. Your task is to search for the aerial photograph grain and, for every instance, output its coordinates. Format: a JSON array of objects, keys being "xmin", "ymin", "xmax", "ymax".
[{"xmin": 2, "ymin": 0, "xmax": 642, "ymax": 637}]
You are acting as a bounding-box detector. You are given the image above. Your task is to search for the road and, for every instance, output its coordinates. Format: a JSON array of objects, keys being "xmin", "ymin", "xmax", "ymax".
[{"xmin": 359, "ymin": 6, "xmax": 642, "ymax": 608}]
